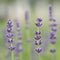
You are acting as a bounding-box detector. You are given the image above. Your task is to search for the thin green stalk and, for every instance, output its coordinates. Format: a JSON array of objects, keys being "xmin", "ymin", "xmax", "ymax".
[{"xmin": 11, "ymin": 51, "xmax": 14, "ymax": 60}]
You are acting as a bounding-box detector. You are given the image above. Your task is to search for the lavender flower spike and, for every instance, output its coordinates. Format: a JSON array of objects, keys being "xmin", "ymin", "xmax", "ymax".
[
  {"xmin": 6, "ymin": 20, "xmax": 15, "ymax": 51},
  {"xmin": 49, "ymin": 4, "xmax": 53, "ymax": 20}
]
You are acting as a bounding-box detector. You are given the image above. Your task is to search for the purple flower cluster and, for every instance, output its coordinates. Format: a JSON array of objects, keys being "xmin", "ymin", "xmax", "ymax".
[
  {"xmin": 34, "ymin": 18, "xmax": 42, "ymax": 53},
  {"xmin": 14, "ymin": 20, "xmax": 23, "ymax": 56},
  {"xmin": 25, "ymin": 11, "xmax": 29, "ymax": 29},
  {"xmin": 6, "ymin": 20, "xmax": 16, "ymax": 51},
  {"xmin": 49, "ymin": 4, "xmax": 53, "ymax": 21},
  {"xmin": 49, "ymin": 4, "xmax": 57, "ymax": 53},
  {"xmin": 49, "ymin": 18, "xmax": 57, "ymax": 53}
]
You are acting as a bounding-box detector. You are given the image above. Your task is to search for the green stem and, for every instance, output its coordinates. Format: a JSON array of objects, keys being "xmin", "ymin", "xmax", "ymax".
[{"xmin": 11, "ymin": 51, "xmax": 14, "ymax": 60}]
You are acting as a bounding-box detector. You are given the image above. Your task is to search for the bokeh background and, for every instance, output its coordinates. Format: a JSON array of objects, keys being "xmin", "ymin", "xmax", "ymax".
[{"xmin": 0, "ymin": 0, "xmax": 60, "ymax": 60}]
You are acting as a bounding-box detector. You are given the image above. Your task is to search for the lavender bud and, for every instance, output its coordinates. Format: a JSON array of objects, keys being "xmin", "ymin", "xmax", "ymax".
[
  {"xmin": 35, "ymin": 22, "xmax": 42, "ymax": 27},
  {"xmin": 50, "ymin": 48, "xmax": 56, "ymax": 53},
  {"xmin": 50, "ymin": 32, "xmax": 56, "ymax": 39},
  {"xmin": 51, "ymin": 40, "xmax": 56, "ymax": 44},
  {"xmin": 49, "ymin": 4, "xmax": 53, "ymax": 21},
  {"xmin": 7, "ymin": 21, "xmax": 12, "ymax": 28},
  {"xmin": 7, "ymin": 38, "xmax": 13, "ymax": 43},
  {"xmin": 7, "ymin": 20, "xmax": 12, "ymax": 24},
  {"xmin": 36, "ymin": 18, "xmax": 42, "ymax": 22},
  {"xmin": 16, "ymin": 22, "xmax": 20, "ymax": 27},
  {"xmin": 7, "ymin": 28, "xmax": 12, "ymax": 32},
  {"xmin": 35, "ymin": 48, "xmax": 42, "ymax": 53},
  {"xmin": 39, "ymin": 40, "xmax": 42, "ymax": 45},
  {"xmin": 51, "ymin": 27, "xmax": 57, "ymax": 32},
  {"xmin": 52, "ymin": 18, "xmax": 56, "ymax": 22},
  {"xmin": 49, "ymin": 4, "xmax": 52, "ymax": 11},
  {"xmin": 34, "ymin": 41, "xmax": 38, "ymax": 45},
  {"xmin": 50, "ymin": 23, "xmax": 57, "ymax": 27},
  {"xmin": 34, "ymin": 40, "xmax": 42, "ymax": 45},
  {"xmin": 50, "ymin": 35, "xmax": 56, "ymax": 39},
  {"xmin": 34, "ymin": 35, "xmax": 41, "ymax": 40},
  {"xmin": 6, "ymin": 33, "xmax": 13, "ymax": 38},
  {"xmin": 8, "ymin": 46, "xmax": 16, "ymax": 51},
  {"xmin": 35, "ymin": 30, "xmax": 41, "ymax": 35}
]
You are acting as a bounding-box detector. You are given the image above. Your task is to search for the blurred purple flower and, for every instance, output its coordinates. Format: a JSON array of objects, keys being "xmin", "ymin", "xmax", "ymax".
[
  {"xmin": 36, "ymin": 18, "xmax": 42, "ymax": 22},
  {"xmin": 50, "ymin": 40, "xmax": 56, "ymax": 44},
  {"xmin": 35, "ymin": 30, "xmax": 41, "ymax": 35},
  {"xmin": 6, "ymin": 20, "xmax": 15, "ymax": 51},
  {"xmin": 34, "ymin": 35, "xmax": 41, "ymax": 40},
  {"xmin": 35, "ymin": 47, "xmax": 42, "ymax": 53},
  {"xmin": 50, "ymin": 48, "xmax": 56, "ymax": 53}
]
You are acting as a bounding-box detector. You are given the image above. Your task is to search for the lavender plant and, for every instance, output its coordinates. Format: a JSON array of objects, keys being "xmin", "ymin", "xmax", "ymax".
[
  {"xmin": 34, "ymin": 18, "xmax": 42, "ymax": 53},
  {"xmin": 14, "ymin": 19, "xmax": 23, "ymax": 56},
  {"xmin": 49, "ymin": 4, "xmax": 57, "ymax": 60},
  {"xmin": 25, "ymin": 11, "xmax": 29, "ymax": 29},
  {"xmin": 49, "ymin": 4, "xmax": 53, "ymax": 21},
  {"xmin": 49, "ymin": 18, "xmax": 57, "ymax": 53},
  {"xmin": 6, "ymin": 20, "xmax": 16, "ymax": 60}
]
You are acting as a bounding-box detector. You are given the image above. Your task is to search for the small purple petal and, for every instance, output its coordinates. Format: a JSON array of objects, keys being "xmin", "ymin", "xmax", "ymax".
[
  {"xmin": 49, "ymin": 4, "xmax": 52, "ymax": 11},
  {"xmin": 8, "ymin": 46, "xmax": 16, "ymax": 51},
  {"xmin": 39, "ymin": 40, "xmax": 42, "ymax": 45},
  {"xmin": 51, "ymin": 27, "xmax": 57, "ymax": 32},
  {"xmin": 7, "ymin": 38, "xmax": 13, "ymax": 43},
  {"xmin": 52, "ymin": 18, "xmax": 56, "ymax": 22},
  {"xmin": 6, "ymin": 33, "xmax": 13, "ymax": 38},
  {"xmin": 34, "ymin": 41, "xmax": 38, "ymax": 45},
  {"xmin": 50, "ymin": 32, "xmax": 56, "ymax": 39},
  {"xmin": 34, "ymin": 35, "xmax": 41, "ymax": 40},
  {"xmin": 36, "ymin": 18, "xmax": 42, "ymax": 22},
  {"xmin": 35, "ymin": 22, "xmax": 42, "ymax": 27},
  {"xmin": 7, "ymin": 28, "xmax": 12, "ymax": 32},
  {"xmin": 7, "ymin": 20, "xmax": 12, "ymax": 25},
  {"xmin": 35, "ymin": 30, "xmax": 41, "ymax": 35},
  {"xmin": 50, "ymin": 23, "xmax": 57, "ymax": 27},
  {"xmin": 35, "ymin": 48, "xmax": 42, "ymax": 53}
]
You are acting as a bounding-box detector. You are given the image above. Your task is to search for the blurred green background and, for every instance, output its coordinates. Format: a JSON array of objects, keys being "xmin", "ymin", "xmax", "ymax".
[{"xmin": 0, "ymin": 0, "xmax": 60, "ymax": 60}]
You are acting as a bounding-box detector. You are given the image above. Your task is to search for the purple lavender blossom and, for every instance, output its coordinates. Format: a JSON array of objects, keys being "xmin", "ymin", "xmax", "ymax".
[
  {"xmin": 36, "ymin": 18, "xmax": 42, "ymax": 22},
  {"xmin": 7, "ymin": 38, "xmax": 14, "ymax": 43},
  {"xmin": 6, "ymin": 20, "xmax": 15, "ymax": 51},
  {"xmin": 50, "ymin": 48, "xmax": 56, "ymax": 53},
  {"xmin": 51, "ymin": 40, "xmax": 56, "ymax": 44},
  {"xmin": 34, "ymin": 41, "xmax": 38, "ymax": 45},
  {"xmin": 35, "ymin": 22, "xmax": 42, "ymax": 27},
  {"xmin": 35, "ymin": 48, "xmax": 42, "ymax": 53},
  {"xmin": 50, "ymin": 32, "xmax": 56, "ymax": 39},
  {"xmin": 34, "ymin": 40, "xmax": 42, "ymax": 45},
  {"xmin": 34, "ymin": 35, "xmax": 41, "ymax": 40},
  {"xmin": 49, "ymin": 4, "xmax": 53, "ymax": 20},
  {"xmin": 7, "ymin": 28, "xmax": 12, "ymax": 32},
  {"xmin": 35, "ymin": 30, "xmax": 41, "ymax": 35},
  {"xmin": 8, "ymin": 45, "xmax": 16, "ymax": 51},
  {"xmin": 49, "ymin": 23, "xmax": 57, "ymax": 27},
  {"xmin": 14, "ymin": 19, "xmax": 23, "ymax": 56},
  {"xmin": 6, "ymin": 33, "xmax": 13, "ymax": 38},
  {"xmin": 51, "ymin": 27, "xmax": 57, "ymax": 32}
]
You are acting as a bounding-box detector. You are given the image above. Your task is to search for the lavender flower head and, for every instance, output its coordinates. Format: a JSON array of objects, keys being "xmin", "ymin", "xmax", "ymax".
[
  {"xmin": 6, "ymin": 20, "xmax": 15, "ymax": 51},
  {"xmin": 49, "ymin": 4, "xmax": 53, "ymax": 20},
  {"xmin": 34, "ymin": 18, "xmax": 42, "ymax": 53}
]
